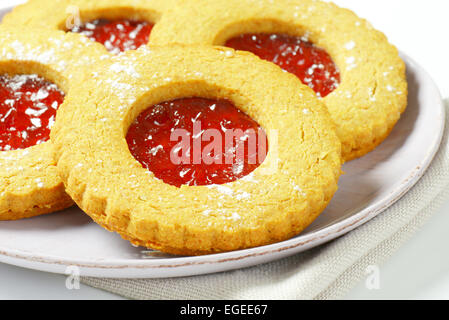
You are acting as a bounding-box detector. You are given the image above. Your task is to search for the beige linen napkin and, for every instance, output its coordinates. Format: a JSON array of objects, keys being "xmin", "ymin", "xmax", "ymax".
[{"xmin": 82, "ymin": 99, "xmax": 449, "ymax": 300}]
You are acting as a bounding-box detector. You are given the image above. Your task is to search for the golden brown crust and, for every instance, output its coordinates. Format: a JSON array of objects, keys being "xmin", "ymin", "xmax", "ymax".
[
  {"xmin": 0, "ymin": 27, "xmax": 107, "ymax": 220},
  {"xmin": 2, "ymin": 0, "xmax": 178, "ymax": 54},
  {"xmin": 149, "ymin": 0, "xmax": 408, "ymax": 161},
  {"xmin": 51, "ymin": 45, "xmax": 342, "ymax": 255}
]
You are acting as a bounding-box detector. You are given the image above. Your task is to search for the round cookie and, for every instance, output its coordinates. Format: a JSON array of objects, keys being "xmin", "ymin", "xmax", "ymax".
[
  {"xmin": 149, "ymin": 0, "xmax": 408, "ymax": 161},
  {"xmin": 2, "ymin": 0, "xmax": 178, "ymax": 54},
  {"xmin": 0, "ymin": 27, "xmax": 107, "ymax": 220},
  {"xmin": 51, "ymin": 45, "xmax": 342, "ymax": 255}
]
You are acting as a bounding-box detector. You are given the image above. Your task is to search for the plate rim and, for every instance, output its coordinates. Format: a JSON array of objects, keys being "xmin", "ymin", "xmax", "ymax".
[{"xmin": 0, "ymin": 32, "xmax": 444, "ymax": 277}]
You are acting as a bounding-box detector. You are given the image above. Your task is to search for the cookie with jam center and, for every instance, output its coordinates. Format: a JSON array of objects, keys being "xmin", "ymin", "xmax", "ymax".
[
  {"xmin": 149, "ymin": 0, "xmax": 408, "ymax": 161},
  {"xmin": 2, "ymin": 0, "xmax": 178, "ymax": 54},
  {"xmin": 51, "ymin": 45, "xmax": 342, "ymax": 255},
  {"xmin": 0, "ymin": 27, "xmax": 107, "ymax": 220}
]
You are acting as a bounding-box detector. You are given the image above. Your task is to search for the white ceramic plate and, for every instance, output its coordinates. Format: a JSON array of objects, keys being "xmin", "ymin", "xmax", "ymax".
[{"xmin": 0, "ymin": 6, "xmax": 445, "ymax": 279}]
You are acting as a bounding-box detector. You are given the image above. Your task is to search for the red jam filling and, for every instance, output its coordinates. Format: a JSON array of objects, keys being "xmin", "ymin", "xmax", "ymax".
[
  {"xmin": 0, "ymin": 74, "xmax": 65, "ymax": 151},
  {"xmin": 69, "ymin": 19, "xmax": 154, "ymax": 54},
  {"xmin": 126, "ymin": 98, "xmax": 268, "ymax": 187},
  {"xmin": 225, "ymin": 33, "xmax": 340, "ymax": 97}
]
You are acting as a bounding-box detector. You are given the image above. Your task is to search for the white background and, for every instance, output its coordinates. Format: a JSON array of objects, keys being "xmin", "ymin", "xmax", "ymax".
[{"xmin": 0, "ymin": 0, "xmax": 448, "ymax": 299}]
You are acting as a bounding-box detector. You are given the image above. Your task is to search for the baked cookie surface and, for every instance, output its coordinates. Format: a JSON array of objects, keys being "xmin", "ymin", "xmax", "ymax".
[
  {"xmin": 0, "ymin": 27, "xmax": 106, "ymax": 220},
  {"xmin": 51, "ymin": 45, "xmax": 342, "ymax": 255},
  {"xmin": 2, "ymin": 0, "xmax": 178, "ymax": 54},
  {"xmin": 149, "ymin": 0, "xmax": 408, "ymax": 161}
]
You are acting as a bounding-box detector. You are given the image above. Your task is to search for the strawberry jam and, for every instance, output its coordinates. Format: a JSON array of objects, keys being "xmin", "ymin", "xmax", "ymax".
[
  {"xmin": 225, "ymin": 33, "xmax": 340, "ymax": 97},
  {"xmin": 126, "ymin": 98, "xmax": 268, "ymax": 187},
  {"xmin": 0, "ymin": 74, "xmax": 64, "ymax": 151},
  {"xmin": 70, "ymin": 19, "xmax": 153, "ymax": 54}
]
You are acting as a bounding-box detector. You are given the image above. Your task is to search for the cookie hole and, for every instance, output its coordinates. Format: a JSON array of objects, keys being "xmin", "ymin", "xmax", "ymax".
[
  {"xmin": 215, "ymin": 19, "xmax": 340, "ymax": 97},
  {"xmin": 0, "ymin": 61, "xmax": 66, "ymax": 151},
  {"xmin": 213, "ymin": 19, "xmax": 304, "ymax": 45},
  {"xmin": 124, "ymin": 82, "xmax": 269, "ymax": 187},
  {"xmin": 61, "ymin": 7, "xmax": 160, "ymax": 54}
]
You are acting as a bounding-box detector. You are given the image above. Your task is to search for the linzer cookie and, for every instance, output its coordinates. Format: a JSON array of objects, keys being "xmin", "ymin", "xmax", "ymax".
[
  {"xmin": 2, "ymin": 0, "xmax": 177, "ymax": 54},
  {"xmin": 149, "ymin": 0, "xmax": 408, "ymax": 161},
  {"xmin": 51, "ymin": 45, "xmax": 342, "ymax": 255},
  {"xmin": 0, "ymin": 27, "xmax": 106, "ymax": 220}
]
